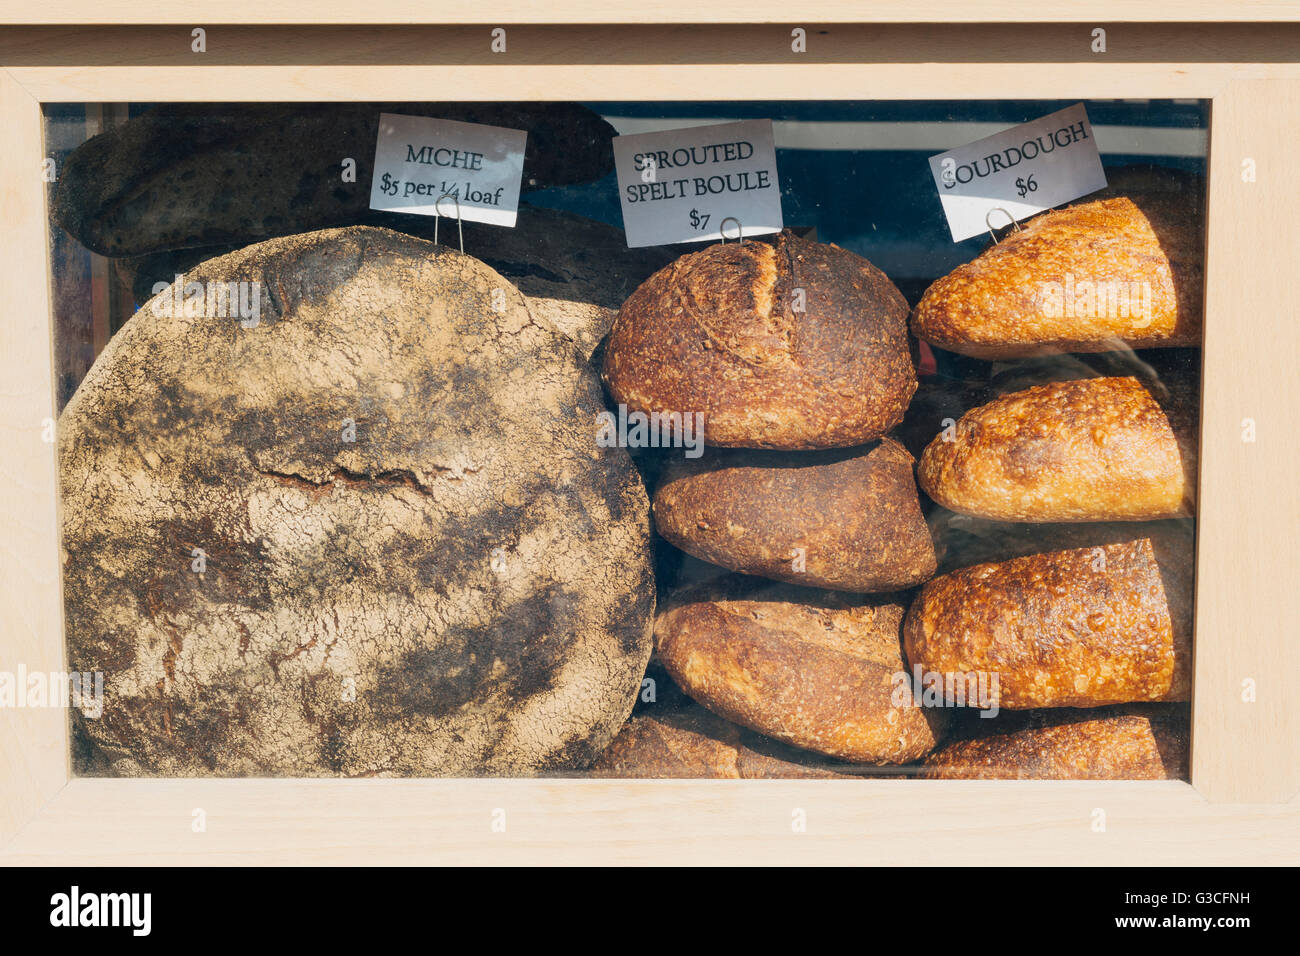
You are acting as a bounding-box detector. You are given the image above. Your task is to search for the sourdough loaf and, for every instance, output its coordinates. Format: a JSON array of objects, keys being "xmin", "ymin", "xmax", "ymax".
[
  {"xmin": 918, "ymin": 373, "xmax": 1197, "ymax": 522},
  {"xmin": 903, "ymin": 527, "xmax": 1194, "ymax": 710},
  {"xmin": 912, "ymin": 195, "xmax": 1203, "ymax": 358},
  {"xmin": 602, "ymin": 230, "xmax": 916, "ymax": 449},
  {"xmin": 653, "ymin": 438, "xmax": 936, "ymax": 592},
  {"xmin": 54, "ymin": 102, "xmax": 616, "ymax": 256},
  {"xmin": 921, "ymin": 705, "xmax": 1189, "ymax": 779},
  {"xmin": 61, "ymin": 226, "xmax": 655, "ymax": 776},
  {"xmin": 655, "ymin": 579, "xmax": 947, "ymax": 763}
]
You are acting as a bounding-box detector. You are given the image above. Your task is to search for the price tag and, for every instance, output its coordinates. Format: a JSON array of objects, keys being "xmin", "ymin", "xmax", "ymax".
[
  {"xmin": 369, "ymin": 113, "xmax": 527, "ymax": 227},
  {"xmin": 612, "ymin": 119, "xmax": 783, "ymax": 248},
  {"xmin": 929, "ymin": 104, "xmax": 1107, "ymax": 242}
]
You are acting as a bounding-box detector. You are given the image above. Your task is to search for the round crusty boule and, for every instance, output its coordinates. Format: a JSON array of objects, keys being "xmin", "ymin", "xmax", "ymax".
[
  {"xmin": 60, "ymin": 225, "xmax": 655, "ymax": 777},
  {"xmin": 602, "ymin": 230, "xmax": 916, "ymax": 450}
]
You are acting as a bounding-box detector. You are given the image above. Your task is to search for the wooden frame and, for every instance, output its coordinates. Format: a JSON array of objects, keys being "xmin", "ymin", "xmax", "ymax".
[{"xmin": 2, "ymin": 21, "xmax": 1298, "ymax": 866}]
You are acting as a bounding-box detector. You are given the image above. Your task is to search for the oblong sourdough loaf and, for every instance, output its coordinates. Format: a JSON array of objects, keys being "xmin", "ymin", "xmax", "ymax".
[
  {"xmin": 602, "ymin": 230, "xmax": 916, "ymax": 449},
  {"xmin": 912, "ymin": 195, "xmax": 1203, "ymax": 358},
  {"xmin": 60, "ymin": 226, "xmax": 655, "ymax": 776},
  {"xmin": 903, "ymin": 528, "xmax": 1194, "ymax": 710},
  {"xmin": 653, "ymin": 438, "xmax": 936, "ymax": 592},
  {"xmin": 918, "ymin": 374, "xmax": 1197, "ymax": 522},
  {"xmin": 921, "ymin": 705, "xmax": 1189, "ymax": 779},
  {"xmin": 54, "ymin": 102, "xmax": 616, "ymax": 256},
  {"xmin": 655, "ymin": 580, "xmax": 948, "ymax": 763}
]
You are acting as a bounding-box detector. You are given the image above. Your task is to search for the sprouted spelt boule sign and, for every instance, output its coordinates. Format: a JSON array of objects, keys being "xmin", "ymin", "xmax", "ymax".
[
  {"xmin": 613, "ymin": 119, "xmax": 783, "ymax": 248},
  {"xmin": 369, "ymin": 113, "xmax": 527, "ymax": 227},
  {"xmin": 929, "ymin": 103, "xmax": 1108, "ymax": 242}
]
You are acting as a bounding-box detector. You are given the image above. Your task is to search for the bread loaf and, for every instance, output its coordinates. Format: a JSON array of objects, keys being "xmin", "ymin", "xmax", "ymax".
[
  {"xmin": 61, "ymin": 226, "xmax": 655, "ymax": 776},
  {"xmin": 912, "ymin": 195, "xmax": 1203, "ymax": 358},
  {"xmin": 903, "ymin": 530, "xmax": 1193, "ymax": 710},
  {"xmin": 653, "ymin": 438, "xmax": 936, "ymax": 592},
  {"xmin": 588, "ymin": 665, "xmax": 865, "ymax": 779},
  {"xmin": 113, "ymin": 205, "xmax": 677, "ymax": 361},
  {"xmin": 603, "ymin": 230, "xmax": 916, "ymax": 449},
  {"xmin": 655, "ymin": 580, "xmax": 947, "ymax": 762},
  {"xmin": 54, "ymin": 102, "xmax": 617, "ymax": 256},
  {"xmin": 921, "ymin": 705, "xmax": 1189, "ymax": 779},
  {"xmin": 918, "ymin": 374, "xmax": 1197, "ymax": 522}
]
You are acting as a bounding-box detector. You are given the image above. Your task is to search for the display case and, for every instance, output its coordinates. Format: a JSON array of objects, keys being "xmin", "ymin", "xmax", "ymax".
[{"xmin": 2, "ymin": 7, "xmax": 1298, "ymax": 866}]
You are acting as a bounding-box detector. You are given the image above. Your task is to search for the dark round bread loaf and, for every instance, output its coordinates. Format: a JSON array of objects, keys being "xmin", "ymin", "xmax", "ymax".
[
  {"xmin": 654, "ymin": 578, "xmax": 948, "ymax": 763},
  {"xmin": 602, "ymin": 230, "xmax": 916, "ymax": 449},
  {"xmin": 60, "ymin": 225, "xmax": 655, "ymax": 776},
  {"xmin": 54, "ymin": 102, "xmax": 617, "ymax": 257},
  {"xmin": 653, "ymin": 438, "xmax": 936, "ymax": 592}
]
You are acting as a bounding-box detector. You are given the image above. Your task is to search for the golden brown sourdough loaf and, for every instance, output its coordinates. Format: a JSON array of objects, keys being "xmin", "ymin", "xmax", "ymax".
[
  {"xmin": 653, "ymin": 438, "xmax": 936, "ymax": 592},
  {"xmin": 903, "ymin": 526, "xmax": 1194, "ymax": 710},
  {"xmin": 918, "ymin": 372, "xmax": 1197, "ymax": 522},
  {"xmin": 656, "ymin": 579, "xmax": 948, "ymax": 763},
  {"xmin": 602, "ymin": 230, "xmax": 915, "ymax": 449},
  {"xmin": 912, "ymin": 195, "xmax": 1203, "ymax": 358},
  {"xmin": 920, "ymin": 705, "xmax": 1189, "ymax": 780}
]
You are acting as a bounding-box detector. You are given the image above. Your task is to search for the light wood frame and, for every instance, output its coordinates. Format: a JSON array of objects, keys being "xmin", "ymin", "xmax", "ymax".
[{"xmin": 2, "ymin": 21, "xmax": 1298, "ymax": 866}]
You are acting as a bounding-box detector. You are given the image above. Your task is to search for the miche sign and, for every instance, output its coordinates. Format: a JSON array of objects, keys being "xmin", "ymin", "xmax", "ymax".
[
  {"xmin": 613, "ymin": 119, "xmax": 783, "ymax": 248},
  {"xmin": 929, "ymin": 104, "xmax": 1107, "ymax": 242},
  {"xmin": 369, "ymin": 113, "xmax": 527, "ymax": 227}
]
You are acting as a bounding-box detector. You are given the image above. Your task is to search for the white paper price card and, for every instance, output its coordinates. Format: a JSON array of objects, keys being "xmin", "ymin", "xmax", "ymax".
[
  {"xmin": 369, "ymin": 113, "xmax": 527, "ymax": 227},
  {"xmin": 613, "ymin": 119, "xmax": 783, "ymax": 248},
  {"xmin": 929, "ymin": 104, "xmax": 1107, "ymax": 242}
]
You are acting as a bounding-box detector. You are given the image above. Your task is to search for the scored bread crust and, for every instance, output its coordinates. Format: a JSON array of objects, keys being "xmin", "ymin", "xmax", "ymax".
[
  {"xmin": 602, "ymin": 230, "xmax": 915, "ymax": 449},
  {"xmin": 921, "ymin": 705, "xmax": 1189, "ymax": 780},
  {"xmin": 912, "ymin": 196, "xmax": 1203, "ymax": 358},
  {"xmin": 653, "ymin": 437, "xmax": 936, "ymax": 592},
  {"xmin": 918, "ymin": 376, "xmax": 1196, "ymax": 522},
  {"xmin": 655, "ymin": 581, "xmax": 948, "ymax": 763},
  {"xmin": 903, "ymin": 534, "xmax": 1193, "ymax": 710}
]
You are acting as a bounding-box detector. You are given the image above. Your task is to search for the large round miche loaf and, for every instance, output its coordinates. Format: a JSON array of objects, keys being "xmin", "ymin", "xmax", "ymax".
[
  {"xmin": 912, "ymin": 195, "xmax": 1203, "ymax": 358},
  {"xmin": 903, "ymin": 528, "xmax": 1193, "ymax": 710},
  {"xmin": 655, "ymin": 580, "xmax": 947, "ymax": 763},
  {"xmin": 113, "ymin": 204, "xmax": 677, "ymax": 362},
  {"xmin": 918, "ymin": 374, "xmax": 1197, "ymax": 522},
  {"xmin": 54, "ymin": 102, "xmax": 617, "ymax": 257},
  {"xmin": 921, "ymin": 705, "xmax": 1189, "ymax": 779},
  {"xmin": 602, "ymin": 230, "xmax": 916, "ymax": 449},
  {"xmin": 60, "ymin": 226, "xmax": 655, "ymax": 776},
  {"xmin": 653, "ymin": 438, "xmax": 936, "ymax": 592}
]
